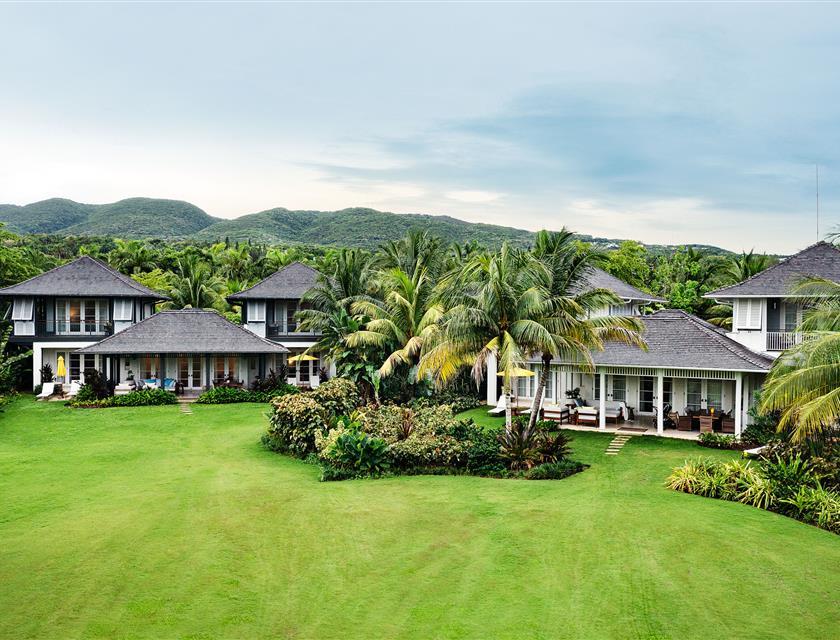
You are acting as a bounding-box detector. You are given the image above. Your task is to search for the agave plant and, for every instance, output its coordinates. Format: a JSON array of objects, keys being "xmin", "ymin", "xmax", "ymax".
[{"xmin": 497, "ymin": 418, "xmax": 541, "ymax": 471}]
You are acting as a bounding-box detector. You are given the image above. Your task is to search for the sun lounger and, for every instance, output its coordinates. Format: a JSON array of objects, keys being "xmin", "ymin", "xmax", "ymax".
[
  {"xmin": 36, "ymin": 382, "xmax": 55, "ymax": 400},
  {"xmin": 488, "ymin": 394, "xmax": 507, "ymax": 415}
]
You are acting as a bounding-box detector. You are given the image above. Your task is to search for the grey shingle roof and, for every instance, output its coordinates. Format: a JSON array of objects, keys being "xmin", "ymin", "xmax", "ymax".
[
  {"xmin": 0, "ymin": 256, "xmax": 168, "ymax": 299},
  {"xmin": 77, "ymin": 309, "xmax": 289, "ymax": 354},
  {"xmin": 578, "ymin": 266, "xmax": 665, "ymax": 303},
  {"xmin": 573, "ymin": 309, "xmax": 773, "ymax": 372},
  {"xmin": 227, "ymin": 262, "xmax": 321, "ymax": 301},
  {"xmin": 706, "ymin": 242, "xmax": 840, "ymax": 298}
]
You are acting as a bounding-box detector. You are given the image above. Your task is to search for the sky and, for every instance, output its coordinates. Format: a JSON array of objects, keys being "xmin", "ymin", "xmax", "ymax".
[{"xmin": 1, "ymin": 2, "xmax": 839, "ymax": 254}]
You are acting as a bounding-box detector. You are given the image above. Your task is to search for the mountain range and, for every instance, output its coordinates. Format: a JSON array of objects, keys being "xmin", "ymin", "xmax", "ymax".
[{"xmin": 0, "ymin": 197, "xmax": 731, "ymax": 254}]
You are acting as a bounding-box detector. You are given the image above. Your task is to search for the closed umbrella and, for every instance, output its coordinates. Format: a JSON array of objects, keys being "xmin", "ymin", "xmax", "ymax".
[{"xmin": 56, "ymin": 355, "xmax": 66, "ymax": 382}]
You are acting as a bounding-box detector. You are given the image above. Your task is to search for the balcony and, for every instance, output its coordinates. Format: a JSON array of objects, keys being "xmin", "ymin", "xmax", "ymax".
[
  {"xmin": 35, "ymin": 320, "xmax": 113, "ymax": 337},
  {"xmin": 765, "ymin": 331, "xmax": 815, "ymax": 352},
  {"xmin": 266, "ymin": 323, "xmax": 316, "ymax": 338}
]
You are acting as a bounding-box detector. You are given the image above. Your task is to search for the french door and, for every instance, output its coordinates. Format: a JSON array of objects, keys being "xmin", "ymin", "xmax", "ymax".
[
  {"xmin": 639, "ymin": 377, "xmax": 655, "ymax": 413},
  {"xmin": 177, "ymin": 356, "xmax": 203, "ymax": 388}
]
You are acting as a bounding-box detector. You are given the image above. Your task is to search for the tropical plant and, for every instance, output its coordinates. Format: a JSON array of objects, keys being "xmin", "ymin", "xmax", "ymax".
[
  {"xmin": 330, "ymin": 427, "xmax": 391, "ymax": 476},
  {"xmin": 525, "ymin": 460, "xmax": 587, "ymax": 480},
  {"xmin": 420, "ymin": 242, "xmax": 552, "ymax": 427},
  {"xmin": 526, "ymin": 229, "xmax": 646, "ymax": 429},
  {"xmin": 108, "ymin": 239, "xmax": 158, "ymax": 274},
  {"xmin": 497, "ymin": 417, "xmax": 541, "ymax": 470},
  {"xmin": 166, "ymin": 255, "xmax": 224, "ymax": 310},
  {"xmin": 264, "ymin": 394, "xmax": 327, "ymax": 457},
  {"xmin": 759, "ymin": 276, "xmax": 840, "ymax": 442},
  {"xmin": 0, "ymin": 326, "xmax": 31, "ymax": 393},
  {"xmin": 349, "ymin": 265, "xmax": 442, "ymax": 382}
]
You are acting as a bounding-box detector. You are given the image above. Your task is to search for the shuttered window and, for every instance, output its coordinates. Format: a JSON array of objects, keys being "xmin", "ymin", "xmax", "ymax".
[
  {"xmin": 247, "ymin": 301, "xmax": 265, "ymax": 322},
  {"xmin": 734, "ymin": 299, "xmax": 762, "ymax": 330},
  {"xmin": 11, "ymin": 298, "xmax": 34, "ymax": 320},
  {"xmin": 113, "ymin": 299, "xmax": 134, "ymax": 321}
]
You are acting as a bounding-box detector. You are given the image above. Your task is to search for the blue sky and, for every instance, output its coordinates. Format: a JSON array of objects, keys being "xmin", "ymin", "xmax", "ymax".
[{"xmin": 1, "ymin": 3, "xmax": 838, "ymax": 253}]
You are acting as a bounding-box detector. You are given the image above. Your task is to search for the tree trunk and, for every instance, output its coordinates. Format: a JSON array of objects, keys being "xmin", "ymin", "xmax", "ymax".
[
  {"xmin": 528, "ymin": 355, "xmax": 552, "ymax": 430},
  {"xmin": 504, "ymin": 383, "xmax": 513, "ymax": 430}
]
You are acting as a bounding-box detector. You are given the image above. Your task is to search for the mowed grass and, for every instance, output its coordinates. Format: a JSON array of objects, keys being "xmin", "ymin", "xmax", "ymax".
[{"xmin": 1, "ymin": 400, "xmax": 838, "ymax": 639}]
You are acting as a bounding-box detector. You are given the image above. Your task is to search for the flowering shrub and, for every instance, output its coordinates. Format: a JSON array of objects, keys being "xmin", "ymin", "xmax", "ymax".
[
  {"xmin": 264, "ymin": 394, "xmax": 327, "ymax": 457},
  {"xmin": 311, "ymin": 378, "xmax": 361, "ymax": 418}
]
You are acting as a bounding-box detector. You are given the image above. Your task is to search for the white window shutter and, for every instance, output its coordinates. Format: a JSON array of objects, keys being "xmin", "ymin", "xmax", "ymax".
[
  {"xmin": 12, "ymin": 298, "xmax": 34, "ymax": 320},
  {"xmin": 748, "ymin": 299, "xmax": 762, "ymax": 329},
  {"xmin": 248, "ymin": 301, "xmax": 265, "ymax": 322}
]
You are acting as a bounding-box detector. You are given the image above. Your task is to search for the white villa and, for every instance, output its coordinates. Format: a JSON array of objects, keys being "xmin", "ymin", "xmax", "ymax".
[
  {"xmin": 484, "ymin": 242, "xmax": 840, "ymax": 437},
  {"xmin": 2, "ymin": 242, "xmax": 839, "ymax": 437}
]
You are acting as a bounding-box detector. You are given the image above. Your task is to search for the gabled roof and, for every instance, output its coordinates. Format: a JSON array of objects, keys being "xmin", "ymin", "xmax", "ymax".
[
  {"xmin": 226, "ymin": 262, "xmax": 321, "ymax": 302},
  {"xmin": 573, "ymin": 309, "xmax": 773, "ymax": 372},
  {"xmin": 77, "ymin": 309, "xmax": 289, "ymax": 354},
  {"xmin": 578, "ymin": 266, "xmax": 665, "ymax": 303},
  {"xmin": 0, "ymin": 256, "xmax": 168, "ymax": 299},
  {"xmin": 706, "ymin": 242, "xmax": 840, "ymax": 298}
]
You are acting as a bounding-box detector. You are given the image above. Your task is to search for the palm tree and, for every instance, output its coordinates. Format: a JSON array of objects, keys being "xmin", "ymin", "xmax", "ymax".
[
  {"xmin": 109, "ymin": 239, "xmax": 157, "ymax": 274},
  {"xmin": 419, "ymin": 243, "xmax": 553, "ymax": 428},
  {"xmin": 526, "ymin": 230, "xmax": 646, "ymax": 429},
  {"xmin": 377, "ymin": 230, "xmax": 443, "ymax": 278},
  {"xmin": 726, "ymin": 249, "xmax": 773, "ymax": 284},
  {"xmin": 347, "ymin": 266, "xmax": 442, "ymax": 381},
  {"xmin": 760, "ymin": 276, "xmax": 840, "ymax": 442},
  {"xmin": 166, "ymin": 256, "xmax": 223, "ymax": 310}
]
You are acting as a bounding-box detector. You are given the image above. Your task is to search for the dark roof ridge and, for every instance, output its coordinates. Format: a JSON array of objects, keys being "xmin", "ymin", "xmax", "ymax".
[{"xmin": 706, "ymin": 241, "xmax": 840, "ymax": 298}]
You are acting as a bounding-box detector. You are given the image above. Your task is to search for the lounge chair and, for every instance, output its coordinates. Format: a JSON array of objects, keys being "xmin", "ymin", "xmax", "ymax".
[
  {"xmin": 36, "ymin": 382, "xmax": 55, "ymax": 400},
  {"xmin": 576, "ymin": 406, "xmax": 598, "ymax": 426},
  {"xmin": 163, "ymin": 378, "xmax": 177, "ymax": 392},
  {"xmin": 488, "ymin": 394, "xmax": 507, "ymax": 415},
  {"xmin": 65, "ymin": 381, "xmax": 81, "ymax": 398}
]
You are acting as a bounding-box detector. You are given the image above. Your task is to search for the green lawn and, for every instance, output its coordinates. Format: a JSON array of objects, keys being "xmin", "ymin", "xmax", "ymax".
[{"xmin": 1, "ymin": 400, "xmax": 838, "ymax": 639}]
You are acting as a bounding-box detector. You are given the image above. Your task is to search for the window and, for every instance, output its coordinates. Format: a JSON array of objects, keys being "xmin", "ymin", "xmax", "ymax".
[
  {"xmin": 11, "ymin": 298, "xmax": 34, "ymax": 320},
  {"xmin": 142, "ymin": 356, "xmax": 160, "ymax": 380},
  {"xmin": 594, "ymin": 373, "xmax": 601, "ymax": 401},
  {"xmin": 734, "ymin": 299, "xmax": 762, "ymax": 330},
  {"xmin": 69, "ymin": 354, "xmax": 81, "ymax": 381},
  {"xmin": 286, "ymin": 302, "xmax": 298, "ymax": 332},
  {"xmin": 663, "ymin": 378, "xmax": 673, "ymax": 407},
  {"xmin": 639, "ymin": 377, "xmax": 654, "ymax": 412},
  {"xmin": 114, "ymin": 299, "xmax": 133, "ymax": 322},
  {"xmin": 784, "ymin": 304, "xmax": 799, "ymax": 332},
  {"xmin": 517, "ymin": 373, "xmax": 529, "ymax": 398},
  {"xmin": 191, "ymin": 358, "xmax": 201, "ymax": 388},
  {"xmin": 247, "ymin": 301, "xmax": 265, "ymax": 322},
  {"xmin": 545, "ymin": 368, "xmax": 555, "ymax": 400},
  {"xmin": 686, "ymin": 379, "xmax": 702, "ymax": 412},
  {"xmin": 611, "ymin": 375, "xmax": 626, "ymax": 402},
  {"xmin": 706, "ymin": 381, "xmax": 723, "ymax": 412},
  {"xmin": 214, "ymin": 357, "xmax": 225, "ymax": 382},
  {"xmin": 178, "ymin": 357, "xmax": 189, "ymax": 387}
]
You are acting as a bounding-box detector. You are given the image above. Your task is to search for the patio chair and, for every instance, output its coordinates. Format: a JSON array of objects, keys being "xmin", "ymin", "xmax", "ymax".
[
  {"xmin": 65, "ymin": 381, "xmax": 81, "ymax": 398},
  {"xmin": 487, "ymin": 394, "xmax": 507, "ymax": 415},
  {"xmin": 163, "ymin": 378, "xmax": 177, "ymax": 392},
  {"xmin": 576, "ymin": 406, "xmax": 598, "ymax": 426},
  {"xmin": 36, "ymin": 382, "xmax": 55, "ymax": 400}
]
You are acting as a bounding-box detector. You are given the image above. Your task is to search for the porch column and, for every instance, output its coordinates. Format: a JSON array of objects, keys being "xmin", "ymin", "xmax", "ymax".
[
  {"xmin": 205, "ymin": 355, "xmax": 211, "ymax": 387},
  {"xmin": 734, "ymin": 373, "xmax": 743, "ymax": 436},
  {"xmin": 598, "ymin": 371, "xmax": 606, "ymax": 430},
  {"xmin": 32, "ymin": 345, "xmax": 43, "ymax": 390},
  {"xmin": 656, "ymin": 371, "xmax": 664, "ymax": 435},
  {"xmin": 486, "ymin": 353, "xmax": 498, "ymax": 405}
]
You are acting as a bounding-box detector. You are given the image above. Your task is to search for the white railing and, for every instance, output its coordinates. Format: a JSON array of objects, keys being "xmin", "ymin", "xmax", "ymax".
[{"xmin": 766, "ymin": 331, "xmax": 813, "ymax": 351}]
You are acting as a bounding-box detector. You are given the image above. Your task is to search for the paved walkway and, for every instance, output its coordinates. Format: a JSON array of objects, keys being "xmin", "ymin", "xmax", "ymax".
[{"xmin": 605, "ymin": 434, "xmax": 633, "ymax": 455}]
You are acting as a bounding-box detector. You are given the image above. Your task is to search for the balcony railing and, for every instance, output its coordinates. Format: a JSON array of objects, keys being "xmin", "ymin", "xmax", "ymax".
[
  {"xmin": 766, "ymin": 331, "xmax": 815, "ymax": 352},
  {"xmin": 33, "ymin": 320, "xmax": 113, "ymax": 337},
  {"xmin": 266, "ymin": 323, "xmax": 317, "ymax": 338}
]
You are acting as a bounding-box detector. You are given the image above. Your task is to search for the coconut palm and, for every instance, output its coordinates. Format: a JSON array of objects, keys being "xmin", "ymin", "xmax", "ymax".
[
  {"xmin": 166, "ymin": 256, "xmax": 224, "ymax": 310},
  {"xmin": 526, "ymin": 230, "xmax": 646, "ymax": 428},
  {"xmin": 419, "ymin": 243, "xmax": 553, "ymax": 427},
  {"xmin": 726, "ymin": 249, "xmax": 773, "ymax": 284},
  {"xmin": 760, "ymin": 276, "xmax": 840, "ymax": 442},
  {"xmin": 347, "ymin": 265, "xmax": 442, "ymax": 381},
  {"xmin": 109, "ymin": 239, "xmax": 158, "ymax": 274},
  {"xmin": 377, "ymin": 230, "xmax": 443, "ymax": 279}
]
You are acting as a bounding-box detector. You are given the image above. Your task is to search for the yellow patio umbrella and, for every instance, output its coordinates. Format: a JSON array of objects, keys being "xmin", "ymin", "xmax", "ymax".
[
  {"xmin": 56, "ymin": 355, "xmax": 66, "ymax": 380},
  {"xmin": 497, "ymin": 367, "xmax": 535, "ymax": 378},
  {"xmin": 288, "ymin": 354, "xmax": 318, "ymax": 364}
]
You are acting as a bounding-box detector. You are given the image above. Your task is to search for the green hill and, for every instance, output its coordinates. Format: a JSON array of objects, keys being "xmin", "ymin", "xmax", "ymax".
[
  {"xmin": 0, "ymin": 197, "xmax": 218, "ymax": 238},
  {"xmin": 196, "ymin": 207, "xmax": 535, "ymax": 248},
  {"xmin": 0, "ymin": 197, "xmax": 732, "ymax": 254}
]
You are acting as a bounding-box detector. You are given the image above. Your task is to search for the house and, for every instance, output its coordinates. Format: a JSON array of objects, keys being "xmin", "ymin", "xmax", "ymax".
[
  {"xmin": 227, "ymin": 262, "xmax": 330, "ymax": 387},
  {"xmin": 705, "ymin": 241, "xmax": 840, "ymax": 356},
  {"xmin": 0, "ymin": 256, "xmax": 167, "ymax": 388},
  {"xmin": 76, "ymin": 309, "xmax": 288, "ymax": 391},
  {"xmin": 485, "ymin": 265, "xmax": 775, "ymax": 436}
]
